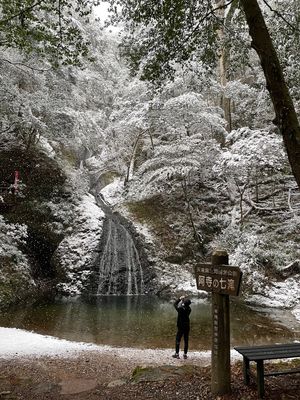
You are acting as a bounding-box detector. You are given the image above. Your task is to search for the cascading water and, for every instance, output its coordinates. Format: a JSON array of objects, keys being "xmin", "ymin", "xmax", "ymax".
[{"xmin": 95, "ymin": 195, "xmax": 145, "ymax": 295}]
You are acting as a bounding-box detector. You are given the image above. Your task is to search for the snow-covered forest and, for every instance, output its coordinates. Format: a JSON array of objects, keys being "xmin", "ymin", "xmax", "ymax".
[{"xmin": 0, "ymin": 0, "xmax": 299, "ymax": 320}]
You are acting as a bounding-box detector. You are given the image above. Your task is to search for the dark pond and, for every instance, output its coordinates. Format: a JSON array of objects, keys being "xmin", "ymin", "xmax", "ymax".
[{"xmin": 0, "ymin": 296, "xmax": 299, "ymax": 350}]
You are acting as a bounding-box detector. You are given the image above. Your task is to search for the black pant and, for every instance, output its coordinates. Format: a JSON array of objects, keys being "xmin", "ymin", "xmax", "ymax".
[{"xmin": 175, "ymin": 327, "xmax": 189, "ymax": 354}]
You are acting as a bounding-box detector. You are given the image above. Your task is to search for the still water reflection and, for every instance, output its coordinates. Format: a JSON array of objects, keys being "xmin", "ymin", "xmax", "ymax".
[{"xmin": 0, "ymin": 296, "xmax": 299, "ymax": 350}]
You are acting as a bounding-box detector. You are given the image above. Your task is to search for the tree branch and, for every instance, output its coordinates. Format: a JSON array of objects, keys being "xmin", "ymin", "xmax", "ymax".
[
  {"xmin": 0, "ymin": 58, "xmax": 51, "ymax": 72},
  {"xmin": 58, "ymin": 0, "xmax": 64, "ymax": 44},
  {"xmin": 0, "ymin": 0, "xmax": 45, "ymax": 26},
  {"xmin": 181, "ymin": 177, "xmax": 203, "ymax": 252},
  {"xmin": 191, "ymin": 0, "xmax": 236, "ymax": 36},
  {"xmin": 261, "ymin": 0, "xmax": 299, "ymax": 32},
  {"xmin": 243, "ymin": 197, "xmax": 287, "ymax": 212},
  {"xmin": 252, "ymin": 189, "xmax": 281, "ymax": 202},
  {"xmin": 0, "ymin": 123, "xmax": 17, "ymax": 135},
  {"xmin": 214, "ymin": 0, "xmax": 236, "ymax": 13}
]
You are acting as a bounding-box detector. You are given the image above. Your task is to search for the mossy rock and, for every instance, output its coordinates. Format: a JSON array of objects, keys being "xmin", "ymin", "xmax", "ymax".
[
  {"xmin": 0, "ymin": 257, "xmax": 35, "ymax": 309},
  {"xmin": 0, "ymin": 145, "xmax": 73, "ymax": 306}
]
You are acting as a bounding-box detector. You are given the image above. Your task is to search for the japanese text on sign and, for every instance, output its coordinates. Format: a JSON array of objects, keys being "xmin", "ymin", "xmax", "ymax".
[{"xmin": 194, "ymin": 264, "xmax": 242, "ymax": 296}]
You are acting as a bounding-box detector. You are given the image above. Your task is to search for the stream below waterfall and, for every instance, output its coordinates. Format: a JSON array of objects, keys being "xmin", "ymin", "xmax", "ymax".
[{"xmin": 0, "ymin": 296, "xmax": 299, "ymax": 350}]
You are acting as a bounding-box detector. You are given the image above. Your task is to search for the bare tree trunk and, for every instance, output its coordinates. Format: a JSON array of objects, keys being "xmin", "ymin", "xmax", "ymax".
[
  {"xmin": 240, "ymin": 0, "xmax": 300, "ymax": 190},
  {"xmin": 216, "ymin": 0, "xmax": 232, "ymax": 132},
  {"xmin": 124, "ymin": 128, "xmax": 154, "ymax": 185},
  {"xmin": 255, "ymin": 167, "xmax": 259, "ymax": 202},
  {"xmin": 125, "ymin": 133, "xmax": 141, "ymax": 185},
  {"xmin": 288, "ymin": 188, "xmax": 294, "ymax": 214},
  {"xmin": 220, "ymin": 56, "xmax": 232, "ymax": 132},
  {"xmin": 234, "ymin": 179, "xmax": 248, "ymax": 226}
]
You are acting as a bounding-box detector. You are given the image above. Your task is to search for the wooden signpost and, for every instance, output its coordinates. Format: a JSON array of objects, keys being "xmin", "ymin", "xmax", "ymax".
[{"xmin": 194, "ymin": 249, "xmax": 242, "ymax": 395}]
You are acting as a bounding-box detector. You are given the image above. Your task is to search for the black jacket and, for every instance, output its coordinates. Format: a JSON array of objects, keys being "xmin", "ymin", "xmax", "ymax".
[{"xmin": 174, "ymin": 299, "xmax": 191, "ymax": 330}]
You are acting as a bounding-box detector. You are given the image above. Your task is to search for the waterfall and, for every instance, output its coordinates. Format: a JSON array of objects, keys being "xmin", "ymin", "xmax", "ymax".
[{"xmin": 97, "ymin": 218, "xmax": 144, "ymax": 295}]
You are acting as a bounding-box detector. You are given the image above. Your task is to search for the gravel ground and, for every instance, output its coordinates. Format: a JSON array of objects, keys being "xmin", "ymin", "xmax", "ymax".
[{"xmin": 0, "ymin": 348, "xmax": 300, "ymax": 399}]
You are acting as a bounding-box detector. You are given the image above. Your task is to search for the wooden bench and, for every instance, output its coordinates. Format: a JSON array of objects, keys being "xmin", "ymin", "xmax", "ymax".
[{"xmin": 234, "ymin": 343, "xmax": 300, "ymax": 398}]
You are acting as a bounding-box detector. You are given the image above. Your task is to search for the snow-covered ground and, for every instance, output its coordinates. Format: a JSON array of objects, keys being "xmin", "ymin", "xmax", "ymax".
[
  {"xmin": 0, "ymin": 327, "xmax": 100, "ymax": 358},
  {"xmin": 0, "ymin": 327, "xmax": 243, "ymax": 365}
]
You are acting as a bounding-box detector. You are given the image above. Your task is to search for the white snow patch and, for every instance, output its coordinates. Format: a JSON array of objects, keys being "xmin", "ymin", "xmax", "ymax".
[
  {"xmin": 38, "ymin": 136, "xmax": 56, "ymax": 158},
  {"xmin": 0, "ymin": 327, "xmax": 99, "ymax": 358},
  {"xmin": 246, "ymin": 277, "xmax": 300, "ymax": 310},
  {"xmin": 156, "ymin": 263, "xmax": 201, "ymax": 297},
  {"xmin": 0, "ymin": 327, "xmax": 243, "ymax": 365},
  {"xmin": 77, "ymin": 193, "xmax": 105, "ymax": 230},
  {"xmin": 175, "ymin": 276, "xmax": 199, "ymax": 294},
  {"xmin": 55, "ymin": 193, "xmax": 105, "ymax": 295},
  {"xmin": 292, "ymin": 305, "xmax": 300, "ymax": 322},
  {"xmin": 100, "ymin": 177, "xmax": 124, "ymax": 206}
]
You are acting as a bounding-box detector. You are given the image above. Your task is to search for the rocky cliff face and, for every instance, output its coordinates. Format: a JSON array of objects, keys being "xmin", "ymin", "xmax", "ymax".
[
  {"xmin": 0, "ymin": 144, "xmax": 77, "ymax": 308},
  {"xmin": 0, "ymin": 145, "xmax": 160, "ymax": 308},
  {"xmin": 53, "ymin": 194, "xmax": 105, "ymax": 296}
]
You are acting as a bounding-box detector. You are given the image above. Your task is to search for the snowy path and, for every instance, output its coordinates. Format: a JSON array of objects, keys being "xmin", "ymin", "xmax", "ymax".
[{"xmin": 0, "ymin": 327, "xmax": 243, "ymax": 366}]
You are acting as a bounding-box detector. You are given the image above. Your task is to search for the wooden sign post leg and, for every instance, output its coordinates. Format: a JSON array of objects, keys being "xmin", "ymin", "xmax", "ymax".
[{"xmin": 211, "ymin": 249, "xmax": 231, "ymax": 395}]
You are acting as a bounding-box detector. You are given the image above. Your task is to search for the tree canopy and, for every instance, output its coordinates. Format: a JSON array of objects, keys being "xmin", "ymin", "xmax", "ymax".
[
  {"xmin": 0, "ymin": 0, "xmax": 100, "ymax": 66},
  {"xmin": 105, "ymin": 0, "xmax": 300, "ymax": 190}
]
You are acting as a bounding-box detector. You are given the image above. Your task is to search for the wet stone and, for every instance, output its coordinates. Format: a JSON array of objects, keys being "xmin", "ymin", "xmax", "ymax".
[
  {"xmin": 59, "ymin": 378, "xmax": 98, "ymax": 394},
  {"xmin": 107, "ymin": 379, "xmax": 127, "ymax": 388},
  {"xmin": 34, "ymin": 382, "xmax": 59, "ymax": 394}
]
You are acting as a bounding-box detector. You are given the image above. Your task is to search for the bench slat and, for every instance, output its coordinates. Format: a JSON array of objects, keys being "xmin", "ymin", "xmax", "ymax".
[
  {"xmin": 235, "ymin": 343, "xmax": 300, "ymax": 352},
  {"xmin": 235, "ymin": 343, "xmax": 300, "ymax": 360},
  {"xmin": 235, "ymin": 343, "xmax": 300, "ymax": 398}
]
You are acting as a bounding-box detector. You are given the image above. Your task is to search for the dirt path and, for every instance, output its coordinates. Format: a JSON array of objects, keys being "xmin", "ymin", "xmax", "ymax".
[
  {"xmin": 0, "ymin": 349, "xmax": 208, "ymax": 399},
  {"xmin": 0, "ymin": 348, "xmax": 300, "ymax": 399}
]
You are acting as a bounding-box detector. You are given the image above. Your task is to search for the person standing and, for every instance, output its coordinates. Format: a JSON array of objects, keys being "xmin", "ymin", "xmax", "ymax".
[{"xmin": 172, "ymin": 295, "xmax": 191, "ymax": 359}]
